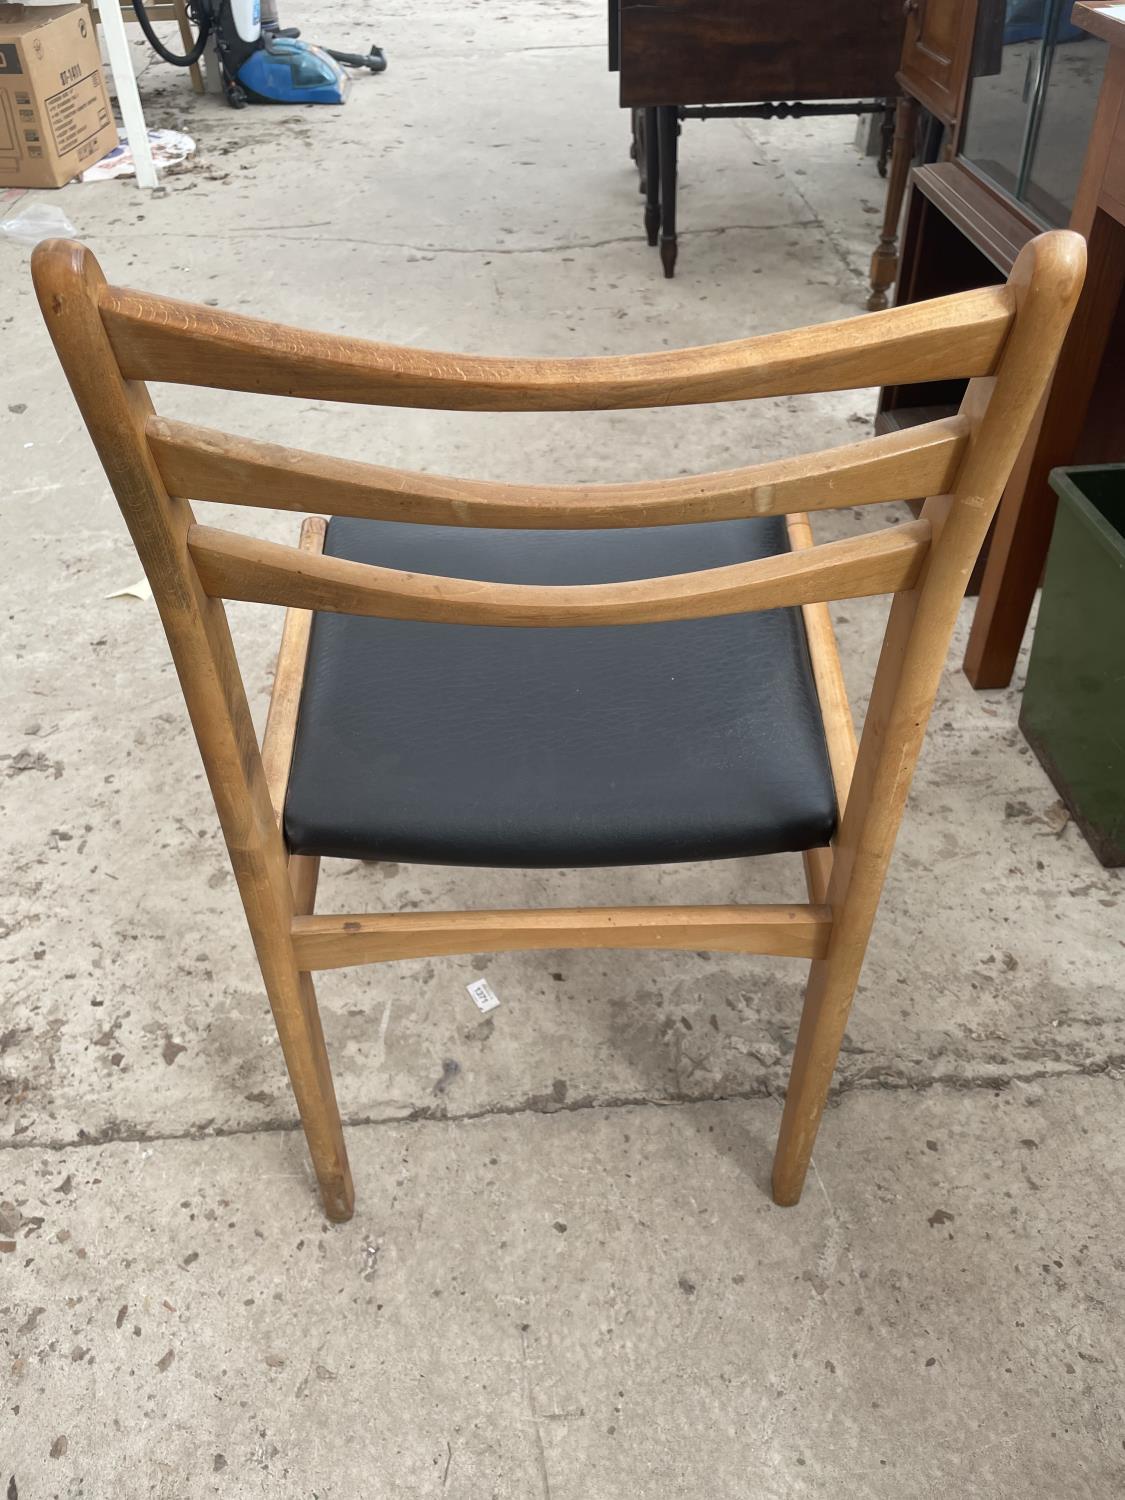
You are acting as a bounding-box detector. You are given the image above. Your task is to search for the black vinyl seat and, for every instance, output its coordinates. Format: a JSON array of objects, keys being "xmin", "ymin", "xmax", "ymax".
[{"xmin": 283, "ymin": 515, "xmax": 838, "ymax": 868}]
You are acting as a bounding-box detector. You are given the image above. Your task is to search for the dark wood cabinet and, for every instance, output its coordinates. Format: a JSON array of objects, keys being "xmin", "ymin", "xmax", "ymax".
[
  {"xmin": 867, "ymin": 0, "xmax": 978, "ymax": 310},
  {"xmin": 898, "ymin": 0, "xmax": 978, "ymax": 129}
]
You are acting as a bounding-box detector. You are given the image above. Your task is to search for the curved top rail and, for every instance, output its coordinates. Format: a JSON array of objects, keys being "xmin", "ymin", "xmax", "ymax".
[{"xmin": 98, "ymin": 280, "xmax": 1015, "ymax": 412}]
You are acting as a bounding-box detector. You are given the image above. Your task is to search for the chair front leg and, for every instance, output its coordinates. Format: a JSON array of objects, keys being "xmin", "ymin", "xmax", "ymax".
[
  {"xmin": 258, "ymin": 939, "xmax": 354, "ymax": 1222},
  {"xmin": 771, "ymin": 953, "xmax": 863, "ymax": 1205}
]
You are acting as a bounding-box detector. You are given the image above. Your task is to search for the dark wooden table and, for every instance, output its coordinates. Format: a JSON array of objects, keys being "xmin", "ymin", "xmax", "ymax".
[{"xmin": 609, "ymin": 0, "xmax": 906, "ymax": 276}]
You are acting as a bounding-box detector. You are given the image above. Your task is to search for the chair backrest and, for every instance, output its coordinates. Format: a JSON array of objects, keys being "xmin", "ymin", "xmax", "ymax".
[
  {"xmin": 32, "ymin": 232, "xmax": 1084, "ymax": 873},
  {"xmin": 32, "ymin": 235, "xmax": 1082, "ymax": 632}
]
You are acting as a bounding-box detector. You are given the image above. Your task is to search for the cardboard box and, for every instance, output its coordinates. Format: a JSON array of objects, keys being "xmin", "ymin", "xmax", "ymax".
[{"xmin": 0, "ymin": 4, "xmax": 117, "ymax": 188}]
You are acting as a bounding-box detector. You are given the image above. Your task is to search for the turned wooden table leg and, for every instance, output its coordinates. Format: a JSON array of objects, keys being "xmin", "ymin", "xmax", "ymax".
[
  {"xmin": 658, "ymin": 105, "xmax": 679, "ymax": 277},
  {"xmin": 868, "ymin": 95, "xmax": 919, "ymax": 312},
  {"xmin": 877, "ymin": 97, "xmax": 895, "ymax": 177},
  {"xmin": 644, "ymin": 107, "xmax": 661, "ymax": 245}
]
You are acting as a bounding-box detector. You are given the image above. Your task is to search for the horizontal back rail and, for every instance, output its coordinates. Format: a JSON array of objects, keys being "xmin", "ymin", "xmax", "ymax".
[
  {"xmin": 149, "ymin": 413, "xmax": 969, "ymax": 528},
  {"xmin": 290, "ymin": 904, "xmax": 833, "ymax": 969},
  {"xmin": 188, "ymin": 518, "xmax": 931, "ymax": 627},
  {"xmin": 101, "ymin": 282, "xmax": 1014, "ymax": 410}
]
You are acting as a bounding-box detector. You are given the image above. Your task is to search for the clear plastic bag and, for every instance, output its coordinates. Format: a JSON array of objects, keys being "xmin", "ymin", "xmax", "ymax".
[{"xmin": 0, "ymin": 201, "xmax": 78, "ymax": 246}]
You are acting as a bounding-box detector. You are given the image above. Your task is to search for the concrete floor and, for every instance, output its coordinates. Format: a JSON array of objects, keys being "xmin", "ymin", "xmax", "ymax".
[{"xmin": 2, "ymin": 1, "xmax": 1123, "ymax": 1494}]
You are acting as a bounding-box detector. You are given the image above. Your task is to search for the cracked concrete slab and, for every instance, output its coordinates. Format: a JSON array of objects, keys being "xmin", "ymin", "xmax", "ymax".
[
  {"xmin": 2, "ymin": 0, "xmax": 1124, "ymax": 1492},
  {"xmin": 3, "ymin": 1079, "xmax": 1124, "ymax": 1497}
]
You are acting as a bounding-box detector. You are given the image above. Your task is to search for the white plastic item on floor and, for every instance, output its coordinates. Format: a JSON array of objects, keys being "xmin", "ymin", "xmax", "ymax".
[
  {"xmin": 82, "ymin": 129, "xmax": 195, "ymax": 182},
  {"xmin": 0, "ymin": 202, "xmax": 79, "ymax": 245},
  {"xmin": 95, "ymin": 0, "xmax": 159, "ymax": 189}
]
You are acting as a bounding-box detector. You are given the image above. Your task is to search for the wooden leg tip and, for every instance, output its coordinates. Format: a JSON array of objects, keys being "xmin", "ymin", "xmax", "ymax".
[
  {"xmin": 770, "ymin": 1154, "xmax": 808, "ymax": 1207},
  {"xmin": 867, "ymin": 290, "xmax": 888, "ymax": 313},
  {"xmin": 322, "ymin": 1193, "xmax": 355, "ymax": 1223},
  {"xmin": 319, "ymin": 1167, "xmax": 355, "ymax": 1223},
  {"xmin": 659, "ymin": 238, "xmax": 677, "ymax": 278}
]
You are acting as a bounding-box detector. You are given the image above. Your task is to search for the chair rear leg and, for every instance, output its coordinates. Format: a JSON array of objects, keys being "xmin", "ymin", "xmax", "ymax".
[
  {"xmin": 261, "ymin": 952, "xmax": 354, "ymax": 1221},
  {"xmin": 771, "ymin": 955, "xmax": 861, "ymax": 1206}
]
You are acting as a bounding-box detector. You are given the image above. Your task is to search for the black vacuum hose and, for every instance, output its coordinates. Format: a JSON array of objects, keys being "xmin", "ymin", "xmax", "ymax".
[{"xmin": 131, "ymin": 0, "xmax": 211, "ymax": 66}]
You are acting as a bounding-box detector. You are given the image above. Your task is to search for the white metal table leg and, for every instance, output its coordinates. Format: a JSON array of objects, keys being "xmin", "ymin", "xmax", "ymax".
[{"xmin": 97, "ymin": 3, "xmax": 159, "ymax": 189}]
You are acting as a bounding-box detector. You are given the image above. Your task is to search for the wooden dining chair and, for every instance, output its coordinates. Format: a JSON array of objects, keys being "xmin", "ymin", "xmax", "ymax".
[{"xmin": 33, "ymin": 232, "xmax": 1083, "ymax": 1223}]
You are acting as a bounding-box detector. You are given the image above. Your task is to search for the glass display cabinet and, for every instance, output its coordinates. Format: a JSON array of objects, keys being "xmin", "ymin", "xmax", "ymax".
[
  {"xmin": 867, "ymin": 0, "xmax": 1107, "ymax": 305},
  {"xmin": 960, "ymin": 0, "xmax": 1107, "ymax": 225},
  {"xmin": 875, "ymin": 0, "xmax": 1125, "ymax": 687}
]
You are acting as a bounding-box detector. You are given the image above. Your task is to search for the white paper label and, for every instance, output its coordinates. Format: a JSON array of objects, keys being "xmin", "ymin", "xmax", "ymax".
[{"xmin": 467, "ymin": 978, "xmax": 501, "ymax": 1014}]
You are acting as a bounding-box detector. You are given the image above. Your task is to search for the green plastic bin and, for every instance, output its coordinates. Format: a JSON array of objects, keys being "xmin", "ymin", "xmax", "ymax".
[{"xmin": 1020, "ymin": 466, "xmax": 1125, "ymax": 867}]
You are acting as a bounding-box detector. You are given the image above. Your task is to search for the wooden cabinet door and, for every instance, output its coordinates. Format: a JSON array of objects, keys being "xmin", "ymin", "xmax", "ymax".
[{"xmin": 898, "ymin": 0, "xmax": 978, "ymax": 129}]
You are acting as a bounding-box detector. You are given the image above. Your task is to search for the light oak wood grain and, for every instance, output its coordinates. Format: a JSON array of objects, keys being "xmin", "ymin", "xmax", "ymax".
[
  {"xmin": 259, "ymin": 516, "xmax": 325, "ymax": 916},
  {"xmin": 32, "ymin": 239, "xmax": 354, "ymax": 1223},
  {"xmin": 291, "ymin": 905, "xmax": 833, "ymax": 970},
  {"xmin": 802, "ymin": 847, "xmax": 834, "ymax": 906},
  {"xmin": 32, "ymin": 230, "xmax": 1084, "ymax": 1220},
  {"xmin": 261, "ymin": 515, "xmax": 325, "ymax": 824},
  {"xmin": 148, "ymin": 412, "xmax": 969, "ymax": 527},
  {"xmin": 101, "ymin": 281, "xmax": 1015, "ymax": 410},
  {"xmin": 786, "ymin": 511, "xmax": 859, "ymax": 814},
  {"xmin": 772, "ymin": 230, "xmax": 1086, "ymax": 1205},
  {"xmin": 187, "ymin": 519, "xmax": 932, "ymax": 626}
]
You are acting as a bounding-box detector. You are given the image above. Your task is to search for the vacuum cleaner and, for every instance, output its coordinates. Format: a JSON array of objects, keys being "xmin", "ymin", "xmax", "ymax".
[{"xmin": 132, "ymin": 0, "xmax": 386, "ymax": 108}]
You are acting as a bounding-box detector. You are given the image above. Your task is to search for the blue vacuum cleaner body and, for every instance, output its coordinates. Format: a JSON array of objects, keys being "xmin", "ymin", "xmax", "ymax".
[
  {"xmin": 236, "ymin": 37, "xmax": 349, "ymax": 105},
  {"xmin": 131, "ymin": 0, "xmax": 385, "ymax": 108},
  {"xmin": 215, "ymin": 0, "xmax": 350, "ymax": 106}
]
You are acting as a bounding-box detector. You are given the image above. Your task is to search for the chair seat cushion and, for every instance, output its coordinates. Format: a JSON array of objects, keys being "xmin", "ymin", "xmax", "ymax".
[{"xmin": 283, "ymin": 515, "xmax": 837, "ymax": 867}]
